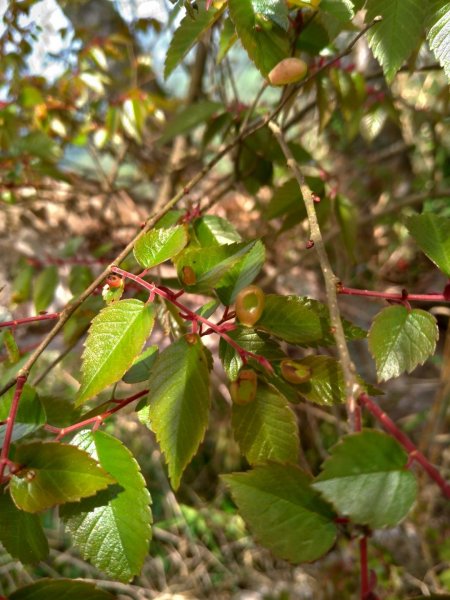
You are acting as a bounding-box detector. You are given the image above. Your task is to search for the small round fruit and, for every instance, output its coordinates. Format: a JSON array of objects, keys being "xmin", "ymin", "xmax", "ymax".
[
  {"xmin": 268, "ymin": 58, "xmax": 308, "ymax": 86},
  {"xmin": 280, "ymin": 359, "xmax": 312, "ymax": 384},
  {"xmin": 230, "ymin": 369, "xmax": 258, "ymax": 405},
  {"xmin": 106, "ymin": 274, "xmax": 123, "ymax": 288},
  {"xmin": 235, "ymin": 285, "xmax": 265, "ymax": 327}
]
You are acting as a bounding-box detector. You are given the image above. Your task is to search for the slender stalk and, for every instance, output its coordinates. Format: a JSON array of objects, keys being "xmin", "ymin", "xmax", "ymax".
[
  {"xmin": 111, "ymin": 267, "xmax": 273, "ymax": 373},
  {"xmin": 268, "ymin": 121, "xmax": 361, "ymax": 426},
  {"xmin": 359, "ymin": 394, "xmax": 450, "ymax": 499},
  {"xmin": 0, "ymin": 375, "xmax": 27, "ymax": 483},
  {"xmin": 44, "ymin": 389, "xmax": 149, "ymax": 440},
  {"xmin": 339, "ymin": 286, "xmax": 450, "ymax": 303},
  {"xmin": 359, "ymin": 536, "xmax": 370, "ymax": 600},
  {"xmin": 0, "ymin": 313, "xmax": 60, "ymax": 329}
]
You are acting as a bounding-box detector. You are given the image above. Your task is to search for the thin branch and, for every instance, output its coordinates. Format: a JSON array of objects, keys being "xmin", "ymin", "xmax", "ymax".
[
  {"xmin": 268, "ymin": 121, "xmax": 361, "ymax": 427},
  {"xmin": 0, "ymin": 375, "xmax": 27, "ymax": 482},
  {"xmin": 0, "ymin": 313, "xmax": 60, "ymax": 329},
  {"xmin": 338, "ymin": 287, "xmax": 450, "ymax": 303},
  {"xmin": 359, "ymin": 394, "xmax": 450, "ymax": 499}
]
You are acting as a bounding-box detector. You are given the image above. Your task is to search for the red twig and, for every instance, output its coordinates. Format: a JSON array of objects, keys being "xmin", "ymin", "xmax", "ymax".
[
  {"xmin": 111, "ymin": 267, "xmax": 274, "ymax": 374},
  {"xmin": 338, "ymin": 286, "xmax": 449, "ymax": 303},
  {"xmin": 0, "ymin": 313, "xmax": 60, "ymax": 329},
  {"xmin": 0, "ymin": 375, "xmax": 27, "ymax": 483},
  {"xmin": 359, "ymin": 394, "xmax": 450, "ymax": 498},
  {"xmin": 44, "ymin": 389, "xmax": 149, "ymax": 440},
  {"xmin": 360, "ymin": 536, "xmax": 370, "ymax": 600}
]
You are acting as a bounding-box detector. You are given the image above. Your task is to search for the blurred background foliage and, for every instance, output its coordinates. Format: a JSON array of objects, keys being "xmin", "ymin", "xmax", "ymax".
[{"xmin": 0, "ymin": 0, "xmax": 449, "ymax": 598}]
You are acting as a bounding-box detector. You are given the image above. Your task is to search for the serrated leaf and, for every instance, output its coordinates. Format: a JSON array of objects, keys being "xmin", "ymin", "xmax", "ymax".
[
  {"xmin": 194, "ymin": 215, "xmax": 242, "ymax": 246},
  {"xmin": 139, "ymin": 335, "xmax": 211, "ymax": 489},
  {"xmin": 232, "ymin": 383, "xmax": 300, "ymax": 464},
  {"xmin": 313, "ymin": 430, "xmax": 418, "ymax": 528},
  {"xmin": 33, "ymin": 266, "xmax": 58, "ymax": 313},
  {"xmin": 164, "ymin": 4, "xmax": 225, "ymax": 78},
  {"xmin": 406, "ymin": 213, "xmax": 450, "ymax": 277},
  {"xmin": 219, "ymin": 326, "xmax": 285, "ymax": 381},
  {"xmin": 216, "ymin": 240, "xmax": 266, "ymax": 305},
  {"xmin": 427, "ymin": 1, "xmax": 450, "ymax": 80},
  {"xmin": 368, "ymin": 306, "xmax": 438, "ymax": 382},
  {"xmin": 176, "ymin": 240, "xmax": 260, "ymax": 293},
  {"xmin": 0, "ymin": 384, "xmax": 46, "ymax": 448},
  {"xmin": 365, "ymin": 0, "xmax": 425, "ymax": 82},
  {"xmin": 223, "ymin": 464, "xmax": 337, "ymax": 563},
  {"xmin": 62, "ymin": 430, "xmax": 152, "ymax": 582},
  {"xmin": 319, "ymin": 0, "xmax": 355, "ymax": 39},
  {"xmin": 255, "ymin": 295, "xmax": 366, "ymax": 346},
  {"xmin": 9, "ymin": 579, "xmax": 114, "ymax": 600},
  {"xmin": 134, "ymin": 225, "xmax": 189, "ymax": 269},
  {"xmin": 122, "ymin": 345, "xmax": 158, "ymax": 384},
  {"xmin": 10, "ymin": 442, "xmax": 115, "ymax": 513},
  {"xmin": 0, "ymin": 492, "xmax": 49, "ymax": 563},
  {"xmin": 76, "ymin": 299, "xmax": 155, "ymax": 406},
  {"xmin": 228, "ymin": 0, "xmax": 290, "ymax": 77},
  {"xmin": 158, "ymin": 101, "xmax": 223, "ymax": 145}
]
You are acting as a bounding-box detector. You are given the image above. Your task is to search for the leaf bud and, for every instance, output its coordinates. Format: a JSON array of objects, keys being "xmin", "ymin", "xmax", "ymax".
[
  {"xmin": 235, "ymin": 285, "xmax": 265, "ymax": 326},
  {"xmin": 280, "ymin": 359, "xmax": 312, "ymax": 384},
  {"xmin": 230, "ymin": 369, "xmax": 258, "ymax": 405},
  {"xmin": 268, "ymin": 58, "xmax": 308, "ymax": 86}
]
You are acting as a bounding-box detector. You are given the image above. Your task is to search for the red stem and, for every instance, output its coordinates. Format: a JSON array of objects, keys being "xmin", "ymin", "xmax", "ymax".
[
  {"xmin": 359, "ymin": 536, "xmax": 370, "ymax": 600},
  {"xmin": 0, "ymin": 313, "xmax": 60, "ymax": 329},
  {"xmin": 0, "ymin": 375, "xmax": 27, "ymax": 483},
  {"xmin": 339, "ymin": 286, "xmax": 449, "ymax": 303},
  {"xmin": 111, "ymin": 267, "xmax": 274, "ymax": 373},
  {"xmin": 44, "ymin": 389, "xmax": 149, "ymax": 440},
  {"xmin": 359, "ymin": 394, "xmax": 450, "ymax": 499}
]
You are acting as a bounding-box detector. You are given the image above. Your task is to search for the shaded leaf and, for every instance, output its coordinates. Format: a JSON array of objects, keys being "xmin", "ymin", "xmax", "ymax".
[
  {"xmin": 158, "ymin": 101, "xmax": 223, "ymax": 145},
  {"xmin": 0, "ymin": 492, "xmax": 49, "ymax": 563},
  {"xmin": 232, "ymin": 382, "xmax": 300, "ymax": 464},
  {"xmin": 76, "ymin": 299, "xmax": 155, "ymax": 406},
  {"xmin": 223, "ymin": 463, "xmax": 337, "ymax": 563},
  {"xmin": 0, "ymin": 384, "xmax": 46, "ymax": 448},
  {"xmin": 122, "ymin": 345, "xmax": 158, "ymax": 384},
  {"xmin": 139, "ymin": 335, "xmax": 211, "ymax": 489},
  {"xmin": 9, "ymin": 579, "xmax": 114, "ymax": 600},
  {"xmin": 216, "ymin": 240, "xmax": 266, "ymax": 305},
  {"xmin": 10, "ymin": 442, "xmax": 115, "ymax": 513},
  {"xmin": 62, "ymin": 431, "xmax": 152, "ymax": 582},
  {"xmin": 313, "ymin": 430, "xmax": 418, "ymax": 528},
  {"xmin": 368, "ymin": 306, "xmax": 438, "ymax": 381},
  {"xmin": 427, "ymin": 1, "xmax": 450, "ymax": 80},
  {"xmin": 33, "ymin": 266, "xmax": 58, "ymax": 313}
]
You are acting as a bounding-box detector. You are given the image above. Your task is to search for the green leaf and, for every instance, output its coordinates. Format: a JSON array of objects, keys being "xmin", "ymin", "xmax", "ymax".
[
  {"xmin": 365, "ymin": 0, "xmax": 425, "ymax": 82},
  {"xmin": 219, "ymin": 326, "xmax": 285, "ymax": 381},
  {"xmin": 313, "ymin": 430, "xmax": 418, "ymax": 528},
  {"xmin": 216, "ymin": 240, "xmax": 266, "ymax": 305},
  {"xmin": 427, "ymin": 1, "xmax": 450, "ymax": 80},
  {"xmin": 139, "ymin": 335, "xmax": 211, "ymax": 490},
  {"xmin": 256, "ymin": 295, "xmax": 366, "ymax": 346},
  {"xmin": 406, "ymin": 213, "xmax": 450, "ymax": 277},
  {"xmin": 217, "ymin": 16, "xmax": 238, "ymax": 63},
  {"xmin": 3, "ymin": 329, "xmax": 20, "ymax": 364},
  {"xmin": 368, "ymin": 306, "xmax": 438, "ymax": 382},
  {"xmin": 194, "ymin": 215, "xmax": 242, "ymax": 246},
  {"xmin": 319, "ymin": 0, "xmax": 355, "ymax": 39},
  {"xmin": 223, "ymin": 464, "xmax": 337, "ymax": 563},
  {"xmin": 158, "ymin": 101, "xmax": 223, "ymax": 145},
  {"xmin": 122, "ymin": 345, "xmax": 158, "ymax": 384},
  {"xmin": 76, "ymin": 299, "xmax": 155, "ymax": 406},
  {"xmin": 0, "ymin": 492, "xmax": 49, "ymax": 563},
  {"xmin": 62, "ymin": 431, "xmax": 152, "ymax": 582},
  {"xmin": 164, "ymin": 4, "xmax": 225, "ymax": 78},
  {"xmin": 232, "ymin": 382, "xmax": 300, "ymax": 465},
  {"xmin": 69, "ymin": 265, "xmax": 94, "ymax": 297},
  {"xmin": 335, "ymin": 194, "xmax": 357, "ymax": 261},
  {"xmin": 176, "ymin": 240, "xmax": 261, "ymax": 294},
  {"xmin": 33, "ymin": 266, "xmax": 58, "ymax": 313},
  {"xmin": 196, "ymin": 299, "xmax": 221, "ymax": 319},
  {"xmin": 266, "ymin": 178, "xmax": 305, "ymax": 220},
  {"xmin": 9, "ymin": 579, "xmax": 115, "ymax": 600},
  {"xmin": 228, "ymin": 0, "xmax": 290, "ymax": 77},
  {"xmin": 0, "ymin": 384, "xmax": 46, "ymax": 447},
  {"xmin": 134, "ymin": 225, "xmax": 189, "ymax": 269},
  {"xmin": 10, "ymin": 441, "xmax": 115, "ymax": 513}
]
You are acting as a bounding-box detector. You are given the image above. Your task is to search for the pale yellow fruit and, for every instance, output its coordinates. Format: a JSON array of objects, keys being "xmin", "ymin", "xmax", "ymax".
[{"xmin": 268, "ymin": 58, "xmax": 308, "ymax": 86}]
